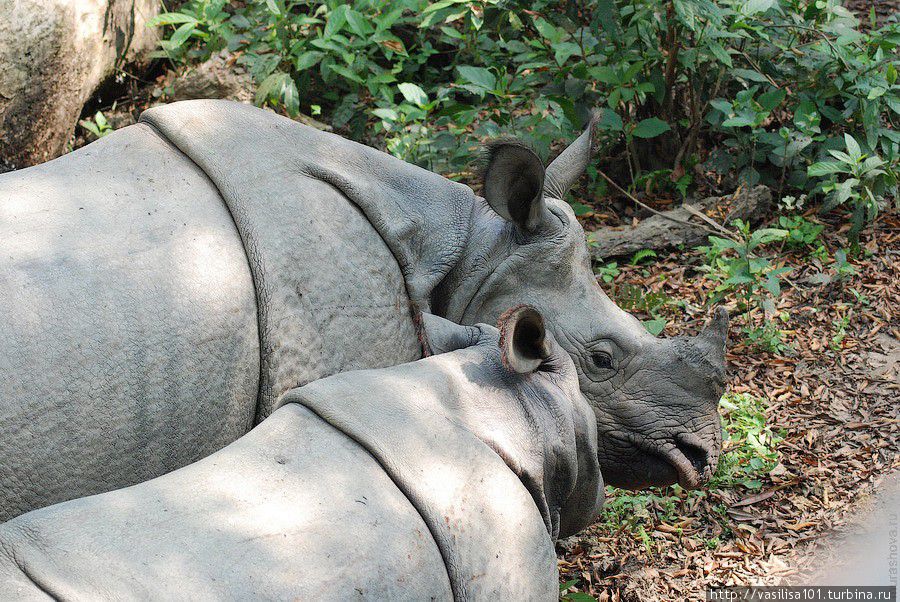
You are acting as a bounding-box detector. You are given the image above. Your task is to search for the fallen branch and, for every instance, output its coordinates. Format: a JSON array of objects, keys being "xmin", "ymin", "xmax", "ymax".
[{"xmin": 589, "ymin": 184, "xmax": 773, "ymax": 261}]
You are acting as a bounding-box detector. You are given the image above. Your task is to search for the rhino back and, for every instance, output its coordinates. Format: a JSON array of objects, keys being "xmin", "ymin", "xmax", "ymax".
[
  {"xmin": 0, "ymin": 403, "xmax": 452, "ymax": 601},
  {"xmin": 0, "ymin": 124, "xmax": 260, "ymax": 521}
]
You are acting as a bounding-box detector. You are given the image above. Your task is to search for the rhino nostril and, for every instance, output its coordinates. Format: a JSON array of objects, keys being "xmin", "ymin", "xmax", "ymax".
[{"xmin": 674, "ymin": 437, "xmax": 709, "ymax": 475}]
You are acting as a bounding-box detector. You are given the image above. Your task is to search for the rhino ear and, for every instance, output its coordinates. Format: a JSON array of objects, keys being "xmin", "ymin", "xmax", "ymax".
[
  {"xmin": 498, "ymin": 305, "xmax": 551, "ymax": 374},
  {"xmin": 543, "ymin": 116, "xmax": 596, "ymax": 200},
  {"xmin": 420, "ymin": 313, "xmax": 481, "ymax": 356},
  {"xmin": 482, "ymin": 141, "xmax": 547, "ymax": 232}
]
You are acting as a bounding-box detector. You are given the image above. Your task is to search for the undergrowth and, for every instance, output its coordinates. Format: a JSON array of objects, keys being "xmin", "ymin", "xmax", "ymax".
[{"xmin": 149, "ymin": 0, "xmax": 898, "ymax": 239}]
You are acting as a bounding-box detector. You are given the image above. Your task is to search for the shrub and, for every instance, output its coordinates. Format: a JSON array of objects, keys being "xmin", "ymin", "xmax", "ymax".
[{"xmin": 151, "ymin": 1, "xmax": 899, "ymax": 233}]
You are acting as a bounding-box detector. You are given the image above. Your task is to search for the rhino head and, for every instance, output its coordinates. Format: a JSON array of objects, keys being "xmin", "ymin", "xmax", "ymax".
[{"xmin": 437, "ymin": 123, "xmax": 727, "ymax": 490}]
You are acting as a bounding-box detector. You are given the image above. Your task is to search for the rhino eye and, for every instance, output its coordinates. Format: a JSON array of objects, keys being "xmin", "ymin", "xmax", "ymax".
[{"xmin": 591, "ymin": 351, "xmax": 614, "ymax": 371}]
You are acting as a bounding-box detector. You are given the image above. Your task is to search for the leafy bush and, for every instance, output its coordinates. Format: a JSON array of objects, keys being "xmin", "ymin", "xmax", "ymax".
[{"xmin": 151, "ymin": 0, "xmax": 898, "ymax": 236}]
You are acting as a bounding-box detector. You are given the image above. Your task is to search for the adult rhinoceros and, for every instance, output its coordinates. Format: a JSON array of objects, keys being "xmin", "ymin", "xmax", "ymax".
[
  {"xmin": 0, "ymin": 100, "xmax": 726, "ymax": 522},
  {"xmin": 0, "ymin": 307, "xmax": 601, "ymax": 600}
]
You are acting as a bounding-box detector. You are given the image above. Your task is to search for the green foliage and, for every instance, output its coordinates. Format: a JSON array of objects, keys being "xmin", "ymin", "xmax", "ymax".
[
  {"xmin": 151, "ymin": 0, "xmax": 899, "ymax": 240},
  {"xmin": 630, "ymin": 248, "xmax": 658, "ymax": 265},
  {"xmin": 699, "ymin": 219, "xmax": 790, "ymax": 321},
  {"xmin": 712, "ymin": 392, "xmax": 783, "ymax": 490},
  {"xmin": 742, "ymin": 316, "xmax": 792, "ymax": 355},
  {"xmin": 593, "ymin": 261, "xmax": 620, "ymax": 283},
  {"xmin": 560, "ymin": 580, "xmax": 598, "ymax": 602},
  {"xmin": 78, "ymin": 111, "xmax": 113, "ymax": 139},
  {"xmin": 807, "ymin": 247, "xmax": 858, "ymax": 285},
  {"xmin": 807, "ymin": 133, "xmax": 897, "ymax": 244},
  {"xmin": 777, "ymin": 214, "xmax": 824, "ymax": 248},
  {"xmin": 831, "ymin": 314, "xmax": 850, "ymax": 351}
]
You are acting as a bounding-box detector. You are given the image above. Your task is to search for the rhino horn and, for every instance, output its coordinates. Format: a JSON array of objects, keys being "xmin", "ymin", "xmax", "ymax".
[
  {"xmin": 543, "ymin": 115, "xmax": 597, "ymax": 200},
  {"xmin": 694, "ymin": 307, "xmax": 729, "ymax": 373}
]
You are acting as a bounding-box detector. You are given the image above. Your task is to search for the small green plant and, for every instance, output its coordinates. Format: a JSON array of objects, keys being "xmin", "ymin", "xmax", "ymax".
[
  {"xmin": 808, "ymin": 133, "xmax": 897, "ymax": 244},
  {"xmin": 630, "ymin": 248, "xmax": 658, "ymax": 266},
  {"xmin": 560, "ymin": 579, "xmax": 598, "ymax": 602},
  {"xmin": 831, "ymin": 315, "xmax": 850, "ymax": 351},
  {"xmin": 848, "ymin": 288, "xmax": 870, "ymax": 306},
  {"xmin": 612, "ymin": 283, "xmax": 675, "ymax": 336},
  {"xmin": 777, "ymin": 215, "xmax": 824, "ymax": 248},
  {"xmin": 699, "ymin": 220, "xmax": 791, "ymax": 321},
  {"xmin": 78, "ymin": 111, "xmax": 113, "ymax": 139},
  {"xmin": 594, "ymin": 261, "xmax": 620, "ymax": 284},
  {"xmin": 808, "ymin": 248, "xmax": 858, "ymax": 286},
  {"xmin": 713, "ymin": 393, "xmax": 783, "ymax": 490},
  {"xmin": 600, "ymin": 487, "xmax": 684, "ymax": 534},
  {"xmin": 743, "ymin": 317, "xmax": 792, "ymax": 355}
]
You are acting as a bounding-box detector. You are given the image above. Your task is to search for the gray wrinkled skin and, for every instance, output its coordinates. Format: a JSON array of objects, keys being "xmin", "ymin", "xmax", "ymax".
[
  {"xmin": 0, "ymin": 100, "xmax": 724, "ymax": 521},
  {"xmin": 0, "ymin": 309, "xmax": 602, "ymax": 601}
]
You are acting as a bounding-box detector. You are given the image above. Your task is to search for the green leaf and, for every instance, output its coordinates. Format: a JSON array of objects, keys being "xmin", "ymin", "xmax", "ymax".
[
  {"xmin": 533, "ymin": 17, "xmax": 564, "ymax": 44},
  {"xmin": 749, "ymin": 228, "xmax": 788, "ymax": 248},
  {"xmin": 167, "ymin": 22, "xmax": 196, "ymax": 49},
  {"xmin": 596, "ymin": 108, "xmax": 623, "ymax": 131},
  {"xmin": 844, "ymin": 133, "xmax": 862, "ymax": 161},
  {"xmin": 255, "ymin": 72, "xmax": 299, "ymax": 117},
  {"xmin": 329, "ymin": 64, "xmax": 364, "ymax": 84},
  {"xmin": 708, "ymin": 41, "xmax": 733, "ymax": 67},
  {"xmin": 743, "ymin": 0, "xmax": 776, "ymax": 14},
  {"xmin": 325, "ymin": 5, "xmax": 349, "ymax": 37},
  {"xmin": 397, "ymin": 82, "xmax": 428, "ymax": 107},
  {"xmin": 758, "ymin": 89, "xmax": 786, "ymax": 112},
  {"xmin": 630, "ymin": 249, "xmax": 658, "ymax": 265},
  {"xmin": 422, "ymin": 0, "xmax": 463, "ymax": 14},
  {"xmin": 345, "ymin": 9, "xmax": 372, "ymax": 36},
  {"xmin": 294, "ymin": 51, "xmax": 324, "ymax": 71},
  {"xmin": 570, "ymin": 202, "xmax": 591, "ymax": 216},
  {"xmin": 730, "ymin": 69, "xmax": 771, "ymax": 83},
  {"xmin": 372, "ymin": 107, "xmax": 399, "ymax": 121},
  {"xmin": 827, "ymin": 150, "xmax": 855, "ymax": 165},
  {"xmin": 148, "ymin": 12, "xmax": 199, "ymax": 27},
  {"xmin": 265, "ymin": 0, "xmax": 281, "ymax": 15},
  {"xmin": 456, "ymin": 66, "xmax": 495, "ymax": 90},
  {"xmin": 632, "ymin": 117, "xmax": 670, "ymax": 139},
  {"xmin": 78, "ymin": 120, "xmax": 101, "ymax": 138},
  {"xmin": 643, "ymin": 318, "xmax": 667, "ymax": 336},
  {"xmin": 807, "ymin": 161, "xmax": 845, "ymax": 176}
]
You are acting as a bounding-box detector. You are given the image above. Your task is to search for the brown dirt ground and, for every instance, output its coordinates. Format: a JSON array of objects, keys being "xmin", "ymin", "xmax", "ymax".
[{"xmin": 558, "ymin": 209, "xmax": 899, "ymax": 601}]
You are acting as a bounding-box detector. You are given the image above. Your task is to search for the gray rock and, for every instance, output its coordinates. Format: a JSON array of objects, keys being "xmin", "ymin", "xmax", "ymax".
[
  {"xmin": 163, "ymin": 51, "xmax": 331, "ymax": 130},
  {"xmin": 0, "ymin": 0, "xmax": 159, "ymax": 169},
  {"xmin": 166, "ymin": 51, "xmax": 255, "ymax": 104}
]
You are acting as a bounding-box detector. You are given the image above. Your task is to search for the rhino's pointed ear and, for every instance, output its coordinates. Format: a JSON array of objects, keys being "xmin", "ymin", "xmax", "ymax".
[
  {"xmin": 482, "ymin": 141, "xmax": 547, "ymax": 232},
  {"xmin": 543, "ymin": 116, "xmax": 596, "ymax": 200},
  {"xmin": 420, "ymin": 313, "xmax": 481, "ymax": 356},
  {"xmin": 498, "ymin": 305, "xmax": 551, "ymax": 374}
]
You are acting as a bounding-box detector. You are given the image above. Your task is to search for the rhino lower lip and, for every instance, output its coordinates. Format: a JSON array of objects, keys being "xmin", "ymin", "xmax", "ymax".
[{"xmin": 668, "ymin": 439, "xmax": 708, "ymax": 488}]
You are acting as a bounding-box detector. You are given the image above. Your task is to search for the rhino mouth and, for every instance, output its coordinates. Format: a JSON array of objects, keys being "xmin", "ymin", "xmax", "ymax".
[{"xmin": 662, "ymin": 434, "xmax": 714, "ymax": 488}]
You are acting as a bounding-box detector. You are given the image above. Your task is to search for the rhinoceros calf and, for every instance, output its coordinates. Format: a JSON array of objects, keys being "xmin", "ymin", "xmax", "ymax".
[
  {"xmin": 0, "ymin": 307, "xmax": 602, "ymax": 600},
  {"xmin": 0, "ymin": 99, "xmax": 726, "ymax": 522}
]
